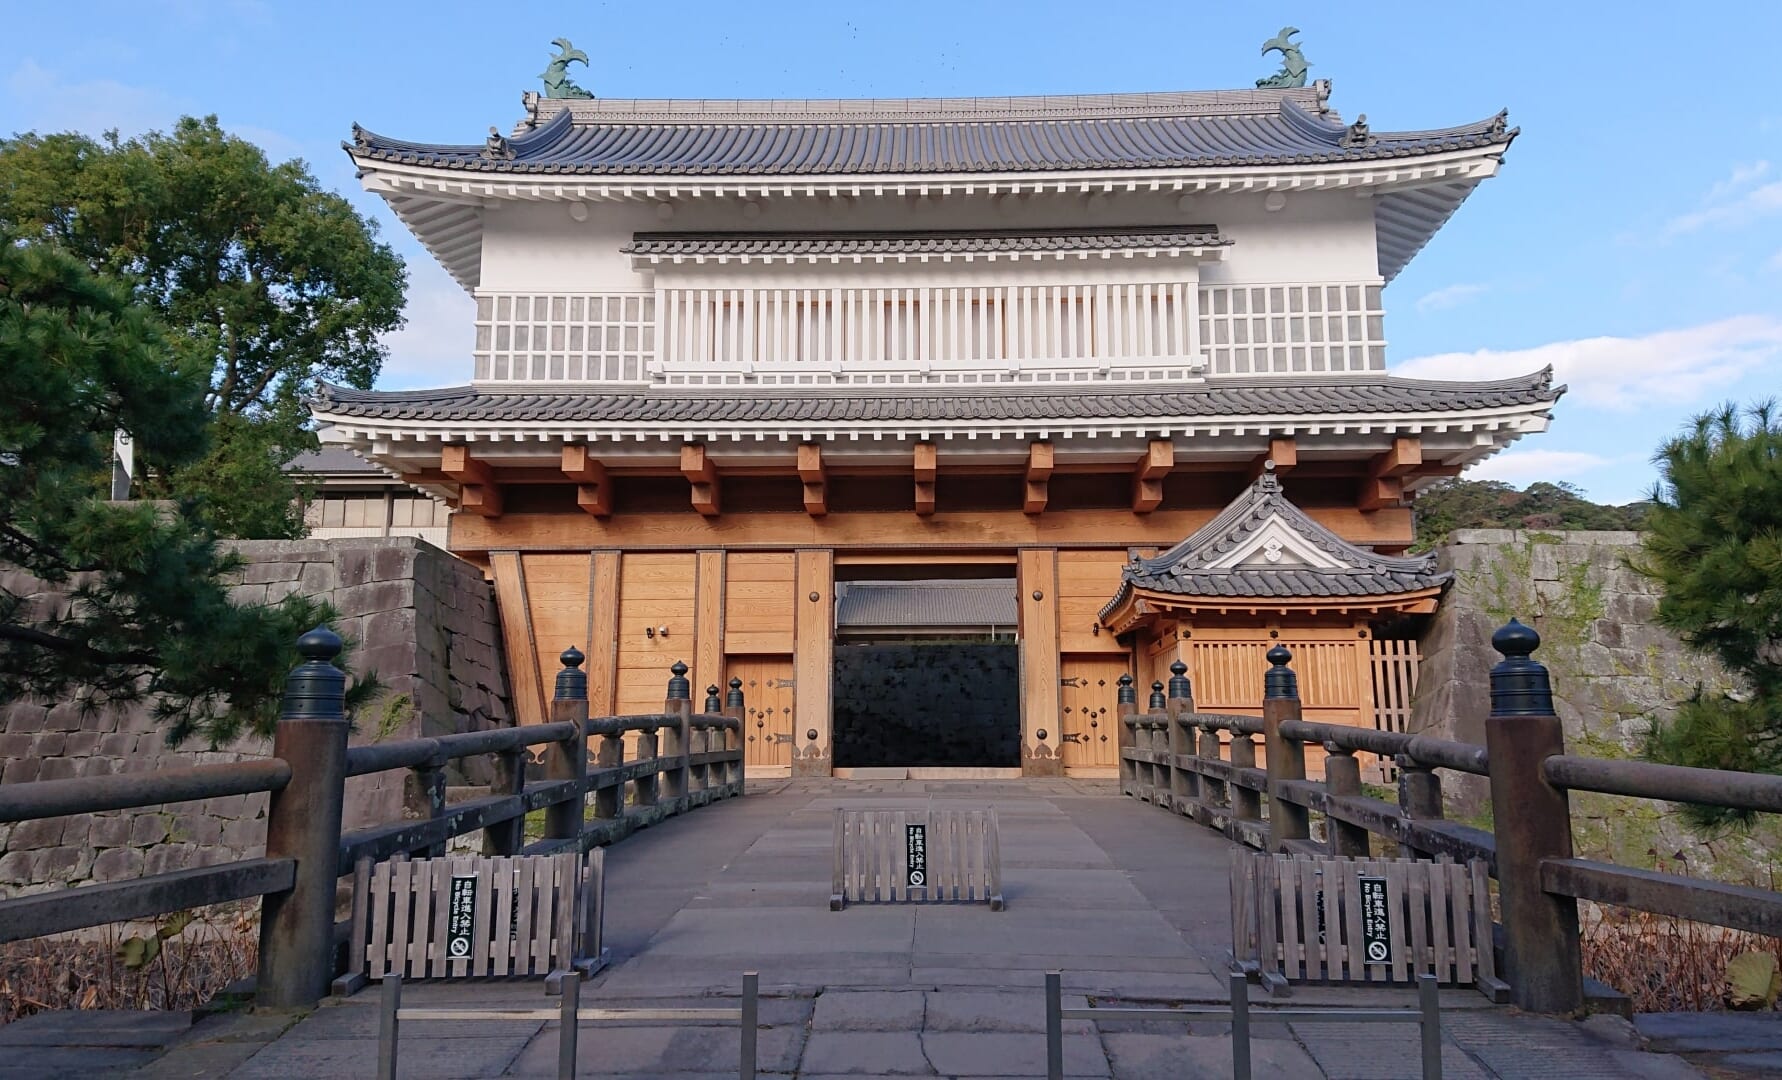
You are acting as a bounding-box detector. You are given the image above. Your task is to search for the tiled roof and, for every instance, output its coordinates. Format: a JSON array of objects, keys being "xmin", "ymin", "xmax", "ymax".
[
  {"xmin": 835, "ymin": 581, "xmax": 1018, "ymax": 630},
  {"xmin": 312, "ymin": 370, "xmax": 1560, "ymax": 426},
  {"xmin": 347, "ymin": 89, "xmax": 1514, "ymax": 176},
  {"xmin": 622, "ymin": 226, "xmax": 1228, "ymax": 259},
  {"xmin": 1100, "ymin": 469, "xmax": 1451, "ymax": 618}
]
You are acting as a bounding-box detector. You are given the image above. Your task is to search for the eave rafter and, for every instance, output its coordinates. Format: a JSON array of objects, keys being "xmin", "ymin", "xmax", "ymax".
[{"xmin": 1101, "ymin": 583, "xmax": 1444, "ymax": 632}]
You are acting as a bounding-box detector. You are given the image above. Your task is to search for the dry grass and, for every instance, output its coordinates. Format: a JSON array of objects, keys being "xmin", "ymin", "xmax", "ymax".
[
  {"xmin": 0, "ymin": 909, "xmax": 257, "ymax": 1024},
  {"xmin": 1582, "ymin": 903, "xmax": 1782, "ymax": 1013}
]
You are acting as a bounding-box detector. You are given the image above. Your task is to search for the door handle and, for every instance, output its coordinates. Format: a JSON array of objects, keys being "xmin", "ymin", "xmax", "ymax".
[{"xmin": 1060, "ymin": 733, "xmax": 1086, "ymax": 744}]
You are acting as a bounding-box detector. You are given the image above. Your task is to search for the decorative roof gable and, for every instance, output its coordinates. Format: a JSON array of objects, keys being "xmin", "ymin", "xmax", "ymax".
[{"xmin": 1098, "ymin": 464, "xmax": 1451, "ymax": 624}]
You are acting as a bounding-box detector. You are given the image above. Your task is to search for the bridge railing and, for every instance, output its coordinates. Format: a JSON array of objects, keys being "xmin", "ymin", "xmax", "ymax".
[
  {"xmin": 1120, "ymin": 619, "xmax": 1782, "ymax": 1014},
  {"xmin": 0, "ymin": 629, "xmax": 745, "ymax": 1009}
]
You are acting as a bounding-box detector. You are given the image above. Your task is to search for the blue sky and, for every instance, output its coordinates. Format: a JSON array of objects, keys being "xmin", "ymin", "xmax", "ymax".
[{"xmin": 5, "ymin": 1, "xmax": 1780, "ymax": 504}]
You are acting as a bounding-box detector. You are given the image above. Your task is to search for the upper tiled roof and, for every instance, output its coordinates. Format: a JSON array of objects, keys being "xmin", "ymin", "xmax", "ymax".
[
  {"xmin": 622, "ymin": 226, "xmax": 1228, "ymax": 259},
  {"xmin": 312, "ymin": 370, "xmax": 1560, "ymax": 427},
  {"xmin": 1100, "ymin": 468, "xmax": 1451, "ymax": 617},
  {"xmin": 348, "ymin": 87, "xmax": 1513, "ymax": 176}
]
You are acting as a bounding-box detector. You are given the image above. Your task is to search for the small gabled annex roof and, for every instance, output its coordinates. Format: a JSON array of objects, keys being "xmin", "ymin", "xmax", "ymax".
[{"xmin": 1098, "ymin": 465, "xmax": 1451, "ymax": 628}]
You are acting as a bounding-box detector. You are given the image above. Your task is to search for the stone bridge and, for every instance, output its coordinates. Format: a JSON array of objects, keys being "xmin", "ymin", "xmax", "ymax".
[{"xmin": 90, "ymin": 779, "xmax": 1712, "ymax": 1080}]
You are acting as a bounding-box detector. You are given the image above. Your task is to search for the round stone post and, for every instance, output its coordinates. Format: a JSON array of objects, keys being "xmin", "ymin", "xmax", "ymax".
[
  {"xmin": 1165, "ymin": 661, "xmax": 1195, "ymax": 810},
  {"xmin": 1116, "ymin": 673, "xmax": 1138, "ymax": 795},
  {"xmin": 1484, "ymin": 620, "xmax": 1583, "ymax": 1014},
  {"xmin": 661, "ymin": 661, "xmax": 692, "ymax": 803},
  {"xmin": 724, "ymin": 677, "xmax": 747, "ymax": 790},
  {"xmin": 1262, "ymin": 645, "xmax": 1310, "ymax": 852},
  {"xmin": 257, "ymin": 627, "xmax": 350, "ymax": 1009}
]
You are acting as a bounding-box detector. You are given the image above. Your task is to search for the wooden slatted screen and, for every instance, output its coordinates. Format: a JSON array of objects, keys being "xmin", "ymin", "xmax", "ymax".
[
  {"xmin": 1229, "ymin": 850, "xmax": 1504, "ymax": 998},
  {"xmin": 830, "ymin": 808, "xmax": 1004, "ymax": 911},
  {"xmin": 350, "ymin": 851, "xmax": 605, "ymax": 982}
]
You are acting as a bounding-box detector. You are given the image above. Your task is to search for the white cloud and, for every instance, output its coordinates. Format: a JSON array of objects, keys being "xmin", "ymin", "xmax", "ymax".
[
  {"xmin": 1415, "ymin": 283, "xmax": 1488, "ymax": 313},
  {"xmin": 1467, "ymin": 450, "xmax": 1613, "ymax": 486},
  {"xmin": 376, "ymin": 262, "xmax": 476, "ymax": 390},
  {"xmin": 1766, "ymin": 249, "xmax": 1782, "ymax": 273},
  {"xmin": 1664, "ymin": 161, "xmax": 1782, "ymax": 236},
  {"xmin": 1392, "ymin": 316, "xmax": 1782, "ymax": 411},
  {"xmin": 4, "ymin": 58, "xmax": 186, "ymax": 138}
]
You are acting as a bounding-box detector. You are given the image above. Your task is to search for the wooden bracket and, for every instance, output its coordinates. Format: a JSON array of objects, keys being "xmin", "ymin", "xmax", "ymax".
[
  {"xmin": 1359, "ymin": 476, "xmax": 1405, "ymax": 512},
  {"xmin": 1249, "ymin": 437, "xmax": 1298, "ymax": 481},
  {"xmin": 1024, "ymin": 442, "xmax": 1053, "ymax": 515},
  {"xmin": 562, "ymin": 445, "xmax": 611, "ymax": 518},
  {"xmin": 1132, "ymin": 439, "xmax": 1172, "ymax": 514},
  {"xmin": 680, "ymin": 444, "xmax": 720, "ymax": 517},
  {"xmin": 913, "ymin": 442, "xmax": 937, "ymax": 517},
  {"xmin": 441, "ymin": 445, "xmax": 502, "ymax": 517},
  {"xmin": 1371, "ymin": 437, "xmax": 1423, "ymax": 478},
  {"xmin": 798, "ymin": 443, "xmax": 826, "ymax": 517}
]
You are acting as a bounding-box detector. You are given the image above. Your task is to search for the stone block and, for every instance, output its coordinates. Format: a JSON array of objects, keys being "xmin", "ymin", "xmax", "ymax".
[
  {"xmin": 38, "ymin": 845, "xmax": 94, "ymax": 882},
  {"xmin": 89, "ymin": 815, "xmax": 132, "ymax": 848},
  {"xmin": 337, "ymin": 548, "xmax": 373, "ymax": 587},
  {"xmin": 32, "ymin": 732, "xmax": 66, "ymax": 756},
  {"xmin": 37, "ymin": 757, "xmax": 77, "ymax": 780},
  {"xmin": 372, "ymin": 544, "xmax": 416, "ymax": 582},
  {"xmin": 57, "ymin": 818, "xmax": 89, "ymax": 846},
  {"xmin": 78, "ymin": 707, "xmax": 118, "ymax": 732},
  {"xmin": 3, "ymin": 706, "xmax": 47, "ymax": 734},
  {"xmin": 143, "ymin": 843, "xmax": 197, "ymax": 876},
  {"xmin": 365, "ymin": 607, "xmax": 418, "ymax": 648},
  {"xmin": 0, "ymin": 734, "xmax": 32, "ymax": 758},
  {"xmin": 1, "ymin": 758, "xmax": 40, "ymax": 783},
  {"xmin": 0, "ymin": 851, "xmax": 34, "ymax": 884},
  {"xmin": 229, "ymin": 583, "xmax": 269, "ymax": 605},
  {"xmin": 220, "ymin": 818, "xmax": 266, "ymax": 851},
  {"xmin": 266, "ymin": 579, "xmax": 304, "ymax": 603},
  {"xmin": 334, "ymin": 580, "xmax": 414, "ymax": 620},
  {"xmin": 64, "ymin": 731, "xmax": 101, "ymax": 756},
  {"xmin": 79, "ymin": 756, "xmax": 119, "ymax": 777},
  {"xmin": 131, "ymin": 815, "xmax": 171, "ymax": 845},
  {"xmin": 91, "ymin": 846, "xmax": 144, "ymax": 882},
  {"xmin": 240, "ymin": 560, "xmax": 302, "ymax": 584},
  {"xmin": 98, "ymin": 733, "xmax": 136, "ymax": 756},
  {"xmin": 298, "ymin": 562, "xmax": 337, "ymax": 593},
  {"xmin": 9, "ymin": 818, "xmax": 63, "ymax": 849}
]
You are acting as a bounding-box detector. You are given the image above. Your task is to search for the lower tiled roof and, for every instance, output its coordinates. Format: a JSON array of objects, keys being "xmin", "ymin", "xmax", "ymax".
[
  {"xmin": 836, "ymin": 581, "xmax": 1018, "ymax": 629},
  {"xmin": 623, "ymin": 227, "xmax": 1228, "ymax": 259},
  {"xmin": 313, "ymin": 370, "xmax": 1559, "ymax": 426}
]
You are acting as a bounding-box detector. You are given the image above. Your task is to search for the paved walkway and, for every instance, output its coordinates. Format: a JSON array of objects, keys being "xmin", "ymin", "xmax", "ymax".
[{"xmin": 8, "ymin": 780, "xmax": 1742, "ymax": 1077}]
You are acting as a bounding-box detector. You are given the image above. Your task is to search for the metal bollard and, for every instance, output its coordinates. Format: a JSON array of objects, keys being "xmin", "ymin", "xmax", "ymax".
[
  {"xmin": 377, "ymin": 974, "xmax": 402, "ymax": 1080},
  {"xmin": 558, "ymin": 971, "xmax": 579, "ymax": 1080},
  {"xmin": 1229, "ymin": 970, "xmax": 1252, "ymax": 1080}
]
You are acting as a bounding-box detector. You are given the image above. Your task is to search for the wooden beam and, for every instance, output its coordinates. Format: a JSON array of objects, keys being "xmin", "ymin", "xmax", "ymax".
[
  {"xmin": 1358, "ymin": 476, "xmax": 1405, "ymax": 512},
  {"xmin": 680, "ymin": 444, "xmax": 721, "ymax": 517},
  {"xmin": 914, "ymin": 442, "xmax": 937, "ymax": 517},
  {"xmin": 1024, "ymin": 442, "xmax": 1053, "ymax": 515},
  {"xmin": 1250, "ymin": 437, "xmax": 1298, "ymax": 480},
  {"xmin": 798, "ymin": 444, "xmax": 826, "ymax": 517},
  {"xmin": 442, "ymin": 445, "xmax": 502, "ymax": 517},
  {"xmin": 562, "ymin": 446, "xmax": 611, "ymax": 517},
  {"xmin": 1132, "ymin": 439, "xmax": 1172, "ymax": 514},
  {"xmin": 1371, "ymin": 437, "xmax": 1423, "ymax": 478}
]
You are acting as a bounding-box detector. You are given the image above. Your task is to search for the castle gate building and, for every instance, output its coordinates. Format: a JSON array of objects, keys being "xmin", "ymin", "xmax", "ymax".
[{"xmin": 314, "ymin": 62, "xmax": 1561, "ymax": 778}]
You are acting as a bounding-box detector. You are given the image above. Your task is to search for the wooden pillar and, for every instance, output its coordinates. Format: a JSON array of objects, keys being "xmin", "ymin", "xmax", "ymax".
[
  {"xmin": 694, "ymin": 550, "xmax": 725, "ymax": 704},
  {"xmin": 792, "ymin": 549, "xmax": 833, "ymax": 776},
  {"xmin": 587, "ymin": 552, "xmax": 621, "ymax": 717},
  {"xmin": 1018, "ymin": 548, "xmax": 1062, "ymax": 777}
]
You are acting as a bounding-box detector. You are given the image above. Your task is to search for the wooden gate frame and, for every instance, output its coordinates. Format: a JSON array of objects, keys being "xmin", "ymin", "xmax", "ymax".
[
  {"xmin": 1229, "ymin": 849, "xmax": 1508, "ymax": 1001},
  {"xmin": 831, "ymin": 807, "xmax": 1004, "ymax": 911},
  {"xmin": 335, "ymin": 849, "xmax": 609, "ymax": 996}
]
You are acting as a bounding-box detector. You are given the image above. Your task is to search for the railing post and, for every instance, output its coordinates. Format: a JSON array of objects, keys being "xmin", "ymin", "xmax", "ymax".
[
  {"xmin": 1395, "ymin": 755, "xmax": 1444, "ymax": 861},
  {"xmin": 633, "ymin": 721, "xmax": 661, "ymax": 812},
  {"xmin": 1322, "ymin": 743, "xmax": 1371, "ymax": 858},
  {"xmin": 1228, "ymin": 727, "xmax": 1262, "ymax": 832},
  {"xmin": 1196, "ymin": 720, "xmax": 1227, "ymax": 826},
  {"xmin": 1116, "ymin": 674, "xmax": 1138, "ymax": 796},
  {"xmin": 1145, "ymin": 682, "xmax": 1167, "ymax": 802},
  {"xmin": 483, "ymin": 745, "xmax": 525, "ymax": 855},
  {"xmin": 691, "ymin": 684, "xmax": 721, "ymax": 795},
  {"xmin": 592, "ymin": 723, "xmax": 624, "ymax": 823},
  {"xmin": 545, "ymin": 647, "xmax": 589, "ymax": 845},
  {"xmin": 662, "ymin": 661, "xmax": 692, "ymax": 804},
  {"xmin": 1485, "ymin": 619, "xmax": 1583, "ymax": 1014},
  {"xmin": 1263, "ymin": 645, "xmax": 1311, "ymax": 853},
  {"xmin": 258, "ymin": 626, "xmax": 351, "ymax": 1009},
  {"xmin": 725, "ymin": 677, "xmax": 746, "ymax": 791},
  {"xmin": 1165, "ymin": 661, "xmax": 1193, "ymax": 812},
  {"xmin": 402, "ymin": 747, "xmax": 448, "ymax": 859}
]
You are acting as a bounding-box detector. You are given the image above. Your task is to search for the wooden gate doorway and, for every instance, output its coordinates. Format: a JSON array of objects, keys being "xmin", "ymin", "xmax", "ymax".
[
  {"xmin": 1060, "ymin": 655, "xmax": 1128, "ymax": 774},
  {"xmin": 727, "ymin": 655, "xmax": 794, "ymax": 773}
]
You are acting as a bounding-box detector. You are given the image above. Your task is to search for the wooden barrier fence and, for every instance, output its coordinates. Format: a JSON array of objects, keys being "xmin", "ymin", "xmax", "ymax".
[
  {"xmin": 0, "ymin": 630, "xmax": 745, "ymax": 1009},
  {"xmin": 1120, "ymin": 619, "xmax": 1782, "ymax": 1014}
]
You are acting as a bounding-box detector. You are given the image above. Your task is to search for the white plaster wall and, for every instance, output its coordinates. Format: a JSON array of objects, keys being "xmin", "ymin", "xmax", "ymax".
[{"xmin": 475, "ymin": 187, "xmax": 1382, "ymax": 295}]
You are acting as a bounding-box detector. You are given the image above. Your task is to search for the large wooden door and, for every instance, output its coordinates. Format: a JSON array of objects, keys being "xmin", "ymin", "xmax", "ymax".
[
  {"xmin": 728, "ymin": 655, "xmax": 795, "ymax": 771},
  {"xmin": 1060, "ymin": 655, "xmax": 1129, "ymax": 770}
]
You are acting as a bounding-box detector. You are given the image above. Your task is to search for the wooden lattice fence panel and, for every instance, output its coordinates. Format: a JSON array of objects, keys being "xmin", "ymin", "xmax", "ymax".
[{"xmin": 831, "ymin": 808, "xmax": 1004, "ymax": 910}]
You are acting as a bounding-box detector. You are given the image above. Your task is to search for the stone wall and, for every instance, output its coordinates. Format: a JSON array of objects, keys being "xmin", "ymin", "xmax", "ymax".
[
  {"xmin": 1410, "ymin": 530, "xmax": 1777, "ymax": 876},
  {"xmin": 0, "ymin": 538, "xmax": 514, "ymax": 896}
]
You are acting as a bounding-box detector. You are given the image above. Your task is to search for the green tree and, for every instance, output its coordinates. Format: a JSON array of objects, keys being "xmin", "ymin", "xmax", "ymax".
[
  {"xmin": 1636, "ymin": 402, "xmax": 1782, "ymax": 820},
  {"xmin": 0, "ymin": 238, "xmax": 367, "ymax": 744},
  {"xmin": 0, "ymin": 116, "xmax": 406, "ymax": 538},
  {"xmin": 1411, "ymin": 477, "xmax": 1650, "ymax": 550}
]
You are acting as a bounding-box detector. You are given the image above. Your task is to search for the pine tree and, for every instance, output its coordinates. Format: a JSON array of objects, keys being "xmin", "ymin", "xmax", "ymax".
[
  {"xmin": 1636, "ymin": 402, "xmax": 1782, "ymax": 821},
  {"xmin": 0, "ymin": 238, "xmax": 367, "ymax": 744}
]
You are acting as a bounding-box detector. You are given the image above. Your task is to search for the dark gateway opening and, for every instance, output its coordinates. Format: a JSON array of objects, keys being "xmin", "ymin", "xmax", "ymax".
[{"xmin": 831, "ymin": 641, "xmax": 1020, "ymax": 767}]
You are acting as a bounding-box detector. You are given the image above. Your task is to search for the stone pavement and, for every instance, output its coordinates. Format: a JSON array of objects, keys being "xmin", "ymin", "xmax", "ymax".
[{"xmin": 7, "ymin": 779, "xmax": 1748, "ymax": 1077}]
